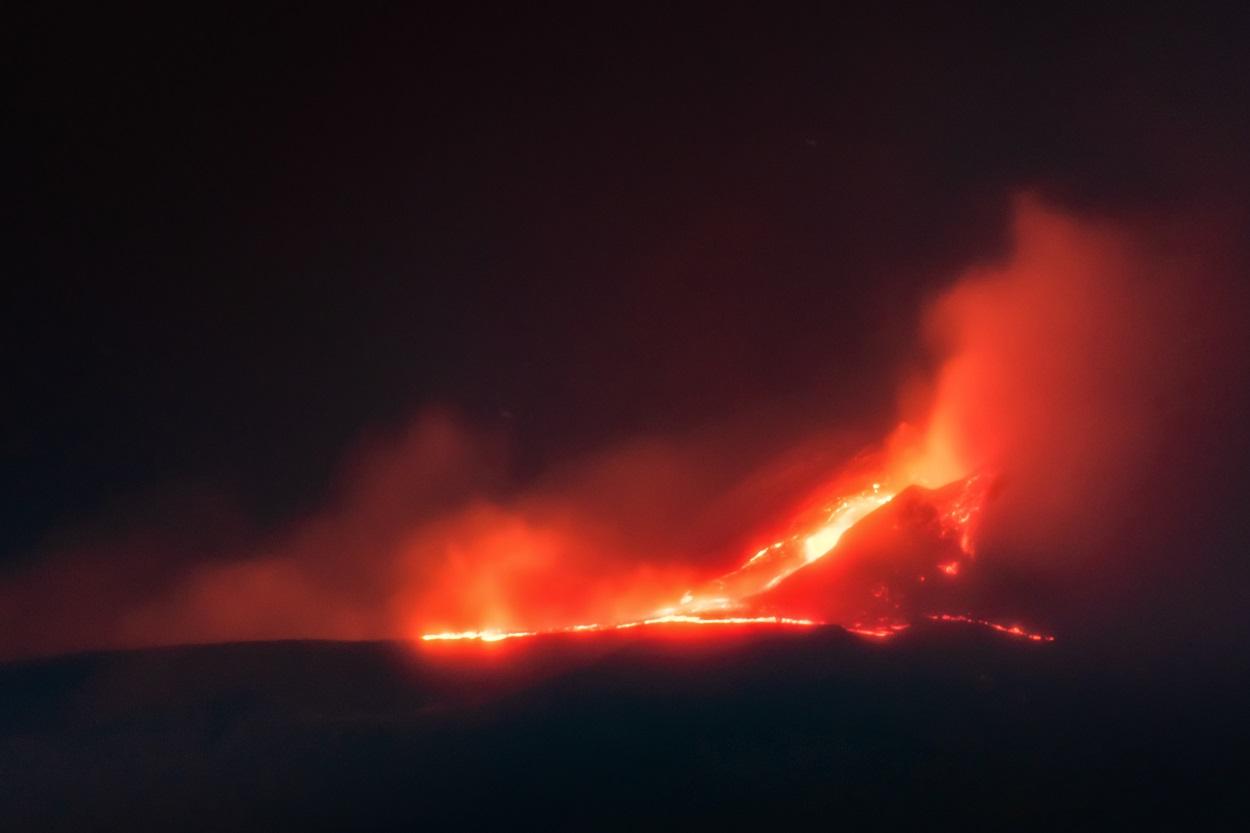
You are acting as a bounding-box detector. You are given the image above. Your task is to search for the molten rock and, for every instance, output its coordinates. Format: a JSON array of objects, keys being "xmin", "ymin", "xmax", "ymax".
[{"xmin": 748, "ymin": 476, "xmax": 990, "ymax": 627}]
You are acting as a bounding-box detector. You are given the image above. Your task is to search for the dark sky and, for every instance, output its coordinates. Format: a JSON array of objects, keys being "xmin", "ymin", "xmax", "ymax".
[{"xmin": 7, "ymin": 2, "xmax": 1250, "ymax": 569}]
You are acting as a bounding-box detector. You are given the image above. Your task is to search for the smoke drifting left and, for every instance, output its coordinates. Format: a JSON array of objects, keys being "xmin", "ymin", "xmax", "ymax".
[
  {"xmin": 0, "ymin": 401, "xmax": 863, "ymax": 658},
  {"xmin": 3, "ymin": 195, "xmax": 1244, "ymax": 660}
]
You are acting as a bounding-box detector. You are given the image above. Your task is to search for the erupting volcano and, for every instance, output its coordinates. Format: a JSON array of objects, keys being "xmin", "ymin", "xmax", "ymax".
[
  {"xmin": 411, "ymin": 192, "xmax": 1194, "ymax": 650},
  {"xmin": 420, "ymin": 448, "xmax": 1049, "ymax": 644},
  {"xmin": 2, "ymin": 197, "xmax": 1147, "ymax": 661},
  {"xmin": 417, "ymin": 198, "xmax": 1129, "ymax": 648},
  {"xmin": 11, "ymin": 6, "xmax": 1250, "ymax": 828}
]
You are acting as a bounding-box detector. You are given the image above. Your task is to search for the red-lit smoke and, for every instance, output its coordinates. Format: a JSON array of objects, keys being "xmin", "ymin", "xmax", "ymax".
[{"xmin": 0, "ymin": 194, "xmax": 1235, "ymax": 658}]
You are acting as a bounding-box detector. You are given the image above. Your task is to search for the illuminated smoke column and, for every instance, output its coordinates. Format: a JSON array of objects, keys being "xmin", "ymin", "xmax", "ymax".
[
  {"xmin": 2, "ymin": 193, "xmax": 1228, "ymax": 659},
  {"xmin": 419, "ymin": 194, "xmax": 1218, "ymax": 645}
]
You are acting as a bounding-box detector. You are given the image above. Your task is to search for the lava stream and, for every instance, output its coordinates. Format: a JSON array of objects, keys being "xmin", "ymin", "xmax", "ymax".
[
  {"xmin": 420, "ymin": 615, "xmax": 1053, "ymax": 644},
  {"xmin": 417, "ymin": 471, "xmax": 1043, "ymax": 646},
  {"xmin": 926, "ymin": 614, "xmax": 1056, "ymax": 642},
  {"xmin": 421, "ymin": 614, "xmax": 821, "ymax": 642}
]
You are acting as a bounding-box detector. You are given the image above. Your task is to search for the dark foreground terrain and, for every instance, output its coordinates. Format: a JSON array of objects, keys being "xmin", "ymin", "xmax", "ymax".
[{"xmin": 1, "ymin": 623, "xmax": 1244, "ymax": 830}]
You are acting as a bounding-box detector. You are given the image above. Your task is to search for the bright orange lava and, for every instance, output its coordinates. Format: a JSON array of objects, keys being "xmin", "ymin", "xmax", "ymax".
[
  {"xmin": 416, "ymin": 199, "xmax": 1120, "ymax": 650},
  {"xmin": 417, "ymin": 468, "xmax": 1055, "ymax": 646},
  {"xmin": 926, "ymin": 614, "xmax": 1055, "ymax": 642},
  {"xmin": 420, "ymin": 615, "xmax": 1053, "ymax": 644},
  {"xmin": 421, "ymin": 614, "xmax": 821, "ymax": 643},
  {"xmin": 845, "ymin": 623, "xmax": 911, "ymax": 639}
]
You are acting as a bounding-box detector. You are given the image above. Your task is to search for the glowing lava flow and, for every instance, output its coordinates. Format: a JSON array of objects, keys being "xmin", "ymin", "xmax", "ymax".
[
  {"xmin": 419, "ymin": 481, "xmax": 904, "ymax": 644},
  {"xmin": 802, "ymin": 485, "xmax": 895, "ymax": 563},
  {"xmin": 421, "ymin": 629, "xmax": 538, "ymax": 643},
  {"xmin": 927, "ymin": 614, "xmax": 1055, "ymax": 642},
  {"xmin": 670, "ymin": 482, "xmax": 899, "ymax": 614},
  {"xmin": 421, "ymin": 615, "xmax": 820, "ymax": 642},
  {"xmin": 417, "ymin": 471, "xmax": 1038, "ymax": 646},
  {"xmin": 420, "ymin": 616, "xmax": 1053, "ymax": 643}
]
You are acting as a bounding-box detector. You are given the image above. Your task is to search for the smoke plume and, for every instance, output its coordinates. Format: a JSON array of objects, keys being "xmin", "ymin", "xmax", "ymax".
[{"xmin": 2, "ymin": 194, "xmax": 1244, "ymax": 659}]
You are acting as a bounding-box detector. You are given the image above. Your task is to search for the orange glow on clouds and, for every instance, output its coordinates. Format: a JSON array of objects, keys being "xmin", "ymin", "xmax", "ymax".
[
  {"xmin": 413, "ymin": 196, "xmax": 1132, "ymax": 645},
  {"xmin": 417, "ymin": 469, "xmax": 992, "ymax": 643},
  {"xmin": 9, "ymin": 192, "xmax": 1210, "ymax": 659}
]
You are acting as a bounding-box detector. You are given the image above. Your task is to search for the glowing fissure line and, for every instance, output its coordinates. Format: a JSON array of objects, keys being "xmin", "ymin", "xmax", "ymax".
[
  {"xmin": 927, "ymin": 613, "xmax": 1055, "ymax": 642},
  {"xmin": 420, "ymin": 615, "xmax": 1055, "ymax": 644},
  {"xmin": 618, "ymin": 614, "xmax": 820, "ymax": 628},
  {"xmin": 421, "ymin": 629, "xmax": 538, "ymax": 643},
  {"xmin": 421, "ymin": 614, "xmax": 821, "ymax": 642}
]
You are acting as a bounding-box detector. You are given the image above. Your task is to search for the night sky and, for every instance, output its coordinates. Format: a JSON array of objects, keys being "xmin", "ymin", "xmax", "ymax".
[{"xmin": 7, "ymin": 4, "xmax": 1250, "ymax": 652}]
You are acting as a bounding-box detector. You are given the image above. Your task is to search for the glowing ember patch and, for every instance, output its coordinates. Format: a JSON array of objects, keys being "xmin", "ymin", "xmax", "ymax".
[
  {"xmin": 936, "ymin": 473, "xmax": 990, "ymax": 556},
  {"xmin": 927, "ymin": 614, "xmax": 1055, "ymax": 642},
  {"xmin": 846, "ymin": 623, "xmax": 910, "ymax": 638},
  {"xmin": 422, "ymin": 629, "xmax": 537, "ymax": 642},
  {"xmin": 939, "ymin": 561, "xmax": 960, "ymax": 576}
]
